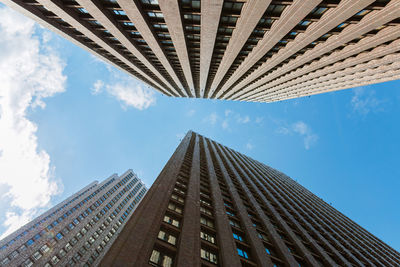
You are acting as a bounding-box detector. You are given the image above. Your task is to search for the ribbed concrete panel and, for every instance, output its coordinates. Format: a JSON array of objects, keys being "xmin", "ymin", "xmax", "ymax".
[
  {"xmin": 117, "ymin": 0, "xmax": 189, "ymax": 97},
  {"xmin": 227, "ymin": 0, "xmax": 399, "ymax": 101},
  {"xmin": 214, "ymin": 0, "xmax": 322, "ymax": 98},
  {"xmin": 253, "ymin": 52, "xmax": 400, "ymax": 102},
  {"xmin": 5, "ymin": 0, "xmax": 400, "ymax": 102},
  {"xmin": 158, "ymin": 0, "xmax": 195, "ymax": 97},
  {"xmin": 36, "ymin": 0, "xmax": 173, "ymax": 96},
  {"xmin": 242, "ymin": 27, "xmax": 400, "ymax": 101},
  {"xmin": 207, "ymin": 0, "xmax": 271, "ymax": 98},
  {"xmin": 199, "ymin": 0, "xmax": 223, "ymax": 97},
  {"xmin": 74, "ymin": 0, "xmax": 181, "ymax": 97}
]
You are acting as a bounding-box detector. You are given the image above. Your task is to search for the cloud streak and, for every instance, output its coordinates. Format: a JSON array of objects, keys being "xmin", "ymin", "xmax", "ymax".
[
  {"xmin": 0, "ymin": 6, "xmax": 65, "ymax": 237},
  {"xmin": 351, "ymin": 86, "xmax": 386, "ymax": 116},
  {"xmin": 276, "ymin": 120, "xmax": 318, "ymax": 150}
]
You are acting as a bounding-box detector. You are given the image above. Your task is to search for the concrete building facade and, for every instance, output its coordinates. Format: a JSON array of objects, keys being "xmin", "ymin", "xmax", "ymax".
[
  {"xmin": 0, "ymin": 170, "xmax": 147, "ymax": 267},
  {"xmin": 3, "ymin": 0, "xmax": 400, "ymax": 102},
  {"xmin": 101, "ymin": 131, "xmax": 400, "ymax": 266}
]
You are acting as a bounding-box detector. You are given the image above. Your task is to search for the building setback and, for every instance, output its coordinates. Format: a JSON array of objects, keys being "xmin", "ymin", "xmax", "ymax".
[
  {"xmin": 0, "ymin": 170, "xmax": 147, "ymax": 267},
  {"xmin": 101, "ymin": 132, "xmax": 400, "ymax": 267},
  {"xmin": 3, "ymin": 0, "xmax": 400, "ymax": 102}
]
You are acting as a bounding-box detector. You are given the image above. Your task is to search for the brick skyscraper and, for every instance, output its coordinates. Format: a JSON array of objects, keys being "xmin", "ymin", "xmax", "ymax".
[
  {"xmin": 102, "ymin": 132, "xmax": 400, "ymax": 266},
  {"xmin": 0, "ymin": 170, "xmax": 147, "ymax": 266},
  {"xmin": 3, "ymin": 0, "xmax": 400, "ymax": 102}
]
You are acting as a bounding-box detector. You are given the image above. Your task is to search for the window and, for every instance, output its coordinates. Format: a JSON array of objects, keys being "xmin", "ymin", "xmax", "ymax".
[
  {"xmin": 65, "ymin": 242, "xmax": 72, "ymax": 251},
  {"xmin": 200, "ymin": 248, "xmax": 217, "ymax": 264},
  {"xmin": 51, "ymin": 255, "xmax": 60, "ymax": 264},
  {"xmin": 237, "ymin": 248, "xmax": 249, "ymax": 259},
  {"xmin": 18, "ymin": 245, "xmax": 27, "ymax": 252},
  {"xmin": 10, "ymin": 250, "xmax": 18, "ymax": 259},
  {"xmin": 56, "ymin": 233, "xmax": 63, "ymax": 240},
  {"xmin": 200, "ymin": 231, "xmax": 215, "ymax": 244},
  {"xmin": 171, "ymin": 194, "xmax": 184, "ymax": 203},
  {"xmin": 168, "ymin": 202, "xmax": 182, "ymax": 214},
  {"xmin": 233, "ymin": 232, "xmax": 243, "ymax": 242},
  {"xmin": 26, "ymin": 239, "xmax": 34, "ymax": 246},
  {"xmin": 158, "ymin": 230, "xmax": 177, "ymax": 245},
  {"xmin": 200, "ymin": 217, "xmax": 214, "ymax": 228},
  {"xmin": 149, "ymin": 249, "xmax": 173, "ymax": 267},
  {"xmin": 22, "ymin": 259, "xmax": 33, "ymax": 267},
  {"xmin": 229, "ymin": 220, "xmax": 240, "ymax": 228},
  {"xmin": 59, "ymin": 249, "xmax": 67, "ymax": 257},
  {"xmin": 258, "ymin": 232, "xmax": 269, "ymax": 241},
  {"xmin": 200, "ymin": 206, "xmax": 212, "ymax": 216},
  {"xmin": 163, "ymin": 215, "xmax": 180, "ymax": 228},
  {"xmin": 40, "ymin": 244, "xmax": 50, "ymax": 254}
]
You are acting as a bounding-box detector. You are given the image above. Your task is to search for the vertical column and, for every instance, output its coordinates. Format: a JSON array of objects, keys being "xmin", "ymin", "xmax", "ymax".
[
  {"xmin": 100, "ymin": 132, "xmax": 193, "ymax": 266},
  {"xmin": 202, "ymin": 137, "xmax": 242, "ymax": 267},
  {"xmin": 176, "ymin": 135, "xmax": 201, "ymax": 266},
  {"xmin": 208, "ymin": 140, "xmax": 272, "ymax": 267}
]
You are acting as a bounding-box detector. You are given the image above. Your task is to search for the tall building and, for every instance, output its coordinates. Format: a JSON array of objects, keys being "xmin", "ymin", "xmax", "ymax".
[
  {"xmin": 102, "ymin": 131, "xmax": 400, "ymax": 266},
  {"xmin": 3, "ymin": 0, "xmax": 400, "ymax": 102},
  {"xmin": 0, "ymin": 169, "xmax": 147, "ymax": 267}
]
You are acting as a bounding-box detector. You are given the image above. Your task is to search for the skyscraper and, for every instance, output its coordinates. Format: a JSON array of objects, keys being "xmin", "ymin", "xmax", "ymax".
[
  {"xmin": 102, "ymin": 131, "xmax": 400, "ymax": 266},
  {"xmin": 3, "ymin": 0, "xmax": 400, "ymax": 102},
  {"xmin": 0, "ymin": 169, "xmax": 147, "ymax": 267}
]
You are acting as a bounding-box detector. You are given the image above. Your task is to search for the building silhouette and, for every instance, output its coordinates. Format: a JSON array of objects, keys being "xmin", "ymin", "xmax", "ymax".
[
  {"xmin": 0, "ymin": 170, "xmax": 147, "ymax": 266},
  {"xmin": 101, "ymin": 131, "xmax": 400, "ymax": 266},
  {"xmin": 3, "ymin": 0, "xmax": 400, "ymax": 102}
]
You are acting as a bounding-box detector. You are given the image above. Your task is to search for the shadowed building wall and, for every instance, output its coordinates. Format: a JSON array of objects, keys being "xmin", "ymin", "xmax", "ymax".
[{"xmin": 101, "ymin": 131, "xmax": 400, "ymax": 266}]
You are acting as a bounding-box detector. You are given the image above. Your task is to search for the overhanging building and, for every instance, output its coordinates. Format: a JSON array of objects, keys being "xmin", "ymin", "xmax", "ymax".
[
  {"xmin": 101, "ymin": 132, "xmax": 400, "ymax": 266},
  {"xmin": 3, "ymin": 0, "xmax": 400, "ymax": 102},
  {"xmin": 0, "ymin": 170, "xmax": 147, "ymax": 267}
]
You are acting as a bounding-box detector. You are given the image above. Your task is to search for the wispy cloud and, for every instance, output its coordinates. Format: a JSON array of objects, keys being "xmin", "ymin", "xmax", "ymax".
[
  {"xmin": 106, "ymin": 82, "xmax": 155, "ymax": 110},
  {"xmin": 0, "ymin": 7, "xmax": 65, "ymax": 237},
  {"xmin": 186, "ymin": 109, "xmax": 195, "ymax": 117},
  {"xmin": 255, "ymin": 117, "xmax": 264, "ymax": 125},
  {"xmin": 91, "ymin": 80, "xmax": 104, "ymax": 95},
  {"xmin": 292, "ymin": 121, "xmax": 319, "ymax": 150},
  {"xmin": 275, "ymin": 120, "xmax": 318, "ymax": 150},
  {"xmin": 203, "ymin": 112, "xmax": 218, "ymax": 125},
  {"xmin": 236, "ymin": 115, "xmax": 250, "ymax": 124},
  {"xmin": 351, "ymin": 86, "xmax": 386, "ymax": 116},
  {"xmin": 246, "ymin": 143, "xmax": 254, "ymax": 150}
]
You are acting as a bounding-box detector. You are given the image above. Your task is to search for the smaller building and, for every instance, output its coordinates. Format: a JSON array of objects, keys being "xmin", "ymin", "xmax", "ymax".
[{"xmin": 0, "ymin": 169, "xmax": 147, "ymax": 266}]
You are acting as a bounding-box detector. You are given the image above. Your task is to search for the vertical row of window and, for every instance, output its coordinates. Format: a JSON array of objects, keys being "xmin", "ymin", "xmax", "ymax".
[
  {"xmin": 231, "ymin": 149, "xmax": 330, "ymax": 266},
  {"xmin": 198, "ymin": 137, "xmax": 221, "ymax": 265},
  {"xmin": 149, "ymin": 135, "xmax": 196, "ymax": 267}
]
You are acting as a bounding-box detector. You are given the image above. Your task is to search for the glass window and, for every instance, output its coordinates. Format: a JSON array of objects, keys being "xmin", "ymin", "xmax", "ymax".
[
  {"xmin": 200, "ymin": 231, "xmax": 215, "ymax": 244},
  {"xmin": 56, "ymin": 233, "xmax": 63, "ymax": 240},
  {"xmin": 10, "ymin": 250, "xmax": 18, "ymax": 258},
  {"xmin": 233, "ymin": 233, "xmax": 243, "ymax": 241},
  {"xmin": 200, "ymin": 206, "xmax": 212, "ymax": 216},
  {"xmin": 200, "ymin": 248, "xmax": 217, "ymax": 264},
  {"xmin": 163, "ymin": 215, "xmax": 180, "ymax": 228},
  {"xmin": 22, "ymin": 259, "xmax": 33, "ymax": 267},
  {"xmin": 149, "ymin": 249, "xmax": 173, "ymax": 267},
  {"xmin": 200, "ymin": 217, "xmax": 214, "ymax": 228},
  {"xmin": 40, "ymin": 244, "xmax": 50, "ymax": 254},
  {"xmin": 237, "ymin": 248, "xmax": 249, "ymax": 259},
  {"xmin": 229, "ymin": 220, "xmax": 240, "ymax": 228},
  {"xmin": 168, "ymin": 202, "xmax": 182, "ymax": 214},
  {"xmin": 51, "ymin": 255, "xmax": 60, "ymax": 264},
  {"xmin": 158, "ymin": 230, "xmax": 177, "ymax": 245}
]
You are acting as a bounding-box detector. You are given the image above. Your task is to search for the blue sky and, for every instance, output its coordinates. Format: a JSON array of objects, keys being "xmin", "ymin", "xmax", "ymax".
[{"xmin": 0, "ymin": 4, "xmax": 399, "ymax": 252}]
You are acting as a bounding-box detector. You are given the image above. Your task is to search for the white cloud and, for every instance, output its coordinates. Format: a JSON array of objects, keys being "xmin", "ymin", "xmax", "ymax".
[
  {"xmin": 292, "ymin": 121, "xmax": 319, "ymax": 150},
  {"xmin": 225, "ymin": 109, "xmax": 232, "ymax": 117},
  {"xmin": 186, "ymin": 109, "xmax": 195, "ymax": 117},
  {"xmin": 203, "ymin": 112, "xmax": 218, "ymax": 125},
  {"xmin": 91, "ymin": 80, "xmax": 104, "ymax": 95},
  {"xmin": 255, "ymin": 117, "xmax": 263, "ymax": 124},
  {"xmin": 351, "ymin": 86, "xmax": 385, "ymax": 116},
  {"xmin": 106, "ymin": 82, "xmax": 155, "ymax": 110},
  {"xmin": 275, "ymin": 119, "xmax": 318, "ymax": 150},
  {"xmin": 91, "ymin": 64, "xmax": 156, "ymax": 110},
  {"xmin": 0, "ymin": 6, "xmax": 65, "ymax": 237},
  {"xmin": 222, "ymin": 119, "xmax": 229, "ymax": 130},
  {"xmin": 246, "ymin": 143, "xmax": 254, "ymax": 150},
  {"xmin": 237, "ymin": 115, "xmax": 250, "ymax": 124}
]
